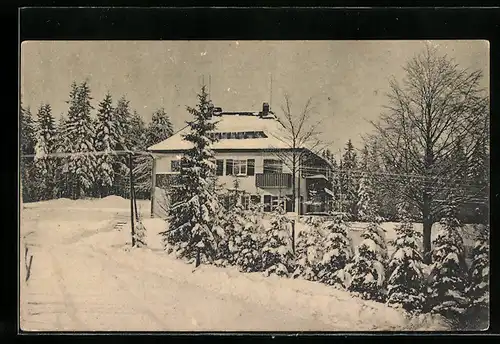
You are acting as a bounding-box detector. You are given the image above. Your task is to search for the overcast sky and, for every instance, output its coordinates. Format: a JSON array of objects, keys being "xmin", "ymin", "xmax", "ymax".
[{"xmin": 21, "ymin": 40, "xmax": 489, "ymax": 156}]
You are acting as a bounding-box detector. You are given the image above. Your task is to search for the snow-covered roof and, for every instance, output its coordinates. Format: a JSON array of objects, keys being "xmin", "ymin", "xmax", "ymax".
[
  {"xmin": 147, "ymin": 112, "xmax": 334, "ymax": 168},
  {"xmin": 147, "ymin": 114, "xmax": 292, "ymax": 152}
]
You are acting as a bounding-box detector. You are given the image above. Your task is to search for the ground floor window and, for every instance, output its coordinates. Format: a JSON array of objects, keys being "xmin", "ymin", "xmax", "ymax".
[{"xmin": 263, "ymin": 195, "xmax": 290, "ymax": 212}]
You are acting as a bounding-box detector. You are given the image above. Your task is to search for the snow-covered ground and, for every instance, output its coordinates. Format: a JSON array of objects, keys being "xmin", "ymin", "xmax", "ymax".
[{"xmin": 20, "ymin": 197, "xmax": 450, "ymax": 332}]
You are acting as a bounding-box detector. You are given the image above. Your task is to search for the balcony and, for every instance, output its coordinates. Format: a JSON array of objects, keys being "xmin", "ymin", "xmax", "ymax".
[{"xmin": 255, "ymin": 173, "xmax": 292, "ymax": 189}]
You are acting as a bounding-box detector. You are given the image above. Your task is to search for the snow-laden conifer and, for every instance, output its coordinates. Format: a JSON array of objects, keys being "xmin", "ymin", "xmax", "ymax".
[
  {"xmin": 33, "ymin": 103, "xmax": 57, "ymax": 200},
  {"xmin": 164, "ymin": 87, "xmax": 222, "ymax": 267},
  {"xmin": 317, "ymin": 213, "xmax": 353, "ymax": 288},
  {"xmin": 345, "ymin": 210, "xmax": 388, "ymax": 301},
  {"xmin": 63, "ymin": 81, "xmax": 97, "ymax": 199},
  {"xmin": 427, "ymin": 199, "xmax": 469, "ymax": 322},
  {"xmin": 386, "ymin": 202, "xmax": 426, "ymax": 312},
  {"xmin": 293, "ymin": 225, "xmax": 322, "ymax": 281},
  {"xmin": 463, "ymin": 224, "xmax": 489, "ymax": 329},
  {"xmin": 94, "ymin": 93, "xmax": 117, "ymax": 195},
  {"xmin": 262, "ymin": 206, "xmax": 295, "ymax": 278}
]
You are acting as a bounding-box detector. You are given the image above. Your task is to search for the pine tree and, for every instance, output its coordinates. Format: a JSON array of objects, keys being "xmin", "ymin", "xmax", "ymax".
[
  {"xmin": 356, "ymin": 175, "xmax": 377, "ymax": 222},
  {"xmin": 20, "ymin": 103, "xmax": 36, "ymax": 202},
  {"xmin": 386, "ymin": 202, "xmax": 426, "ymax": 312},
  {"xmin": 112, "ymin": 96, "xmax": 133, "ymax": 197},
  {"xmin": 164, "ymin": 86, "xmax": 222, "ymax": 266},
  {"xmin": 463, "ymin": 224, "xmax": 489, "ymax": 329},
  {"xmin": 63, "ymin": 81, "xmax": 97, "ymax": 199},
  {"xmin": 262, "ymin": 206, "xmax": 295, "ymax": 278},
  {"xmin": 129, "ymin": 110, "xmax": 147, "ymax": 149},
  {"xmin": 146, "ymin": 108, "xmax": 174, "ymax": 147},
  {"xmin": 130, "ymin": 110, "xmax": 150, "ymax": 199},
  {"xmin": 427, "ymin": 199, "xmax": 469, "ymax": 322},
  {"xmin": 33, "ymin": 104, "xmax": 57, "ymax": 200},
  {"xmin": 360, "ymin": 145, "xmax": 370, "ymax": 171},
  {"xmin": 340, "ymin": 139, "xmax": 359, "ymax": 216},
  {"xmin": 134, "ymin": 108, "xmax": 173, "ymax": 198},
  {"xmin": 317, "ymin": 213, "xmax": 353, "ymax": 287},
  {"xmin": 346, "ymin": 214, "xmax": 388, "ymax": 301},
  {"xmin": 94, "ymin": 92, "xmax": 117, "ymax": 196}
]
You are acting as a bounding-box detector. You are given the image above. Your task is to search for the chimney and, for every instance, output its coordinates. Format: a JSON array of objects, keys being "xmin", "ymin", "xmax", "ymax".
[{"xmin": 262, "ymin": 102, "xmax": 269, "ymax": 117}]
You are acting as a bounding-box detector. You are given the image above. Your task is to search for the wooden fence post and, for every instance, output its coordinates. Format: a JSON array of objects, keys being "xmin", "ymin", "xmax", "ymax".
[{"xmin": 150, "ymin": 156, "xmax": 157, "ymax": 218}]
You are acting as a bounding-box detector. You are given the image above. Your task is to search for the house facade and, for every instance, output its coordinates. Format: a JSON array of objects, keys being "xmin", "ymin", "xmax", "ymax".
[{"xmin": 147, "ymin": 103, "xmax": 334, "ymax": 216}]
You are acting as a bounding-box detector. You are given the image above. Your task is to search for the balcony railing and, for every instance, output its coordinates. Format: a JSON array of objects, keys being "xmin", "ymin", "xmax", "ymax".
[{"xmin": 255, "ymin": 173, "xmax": 292, "ymax": 189}]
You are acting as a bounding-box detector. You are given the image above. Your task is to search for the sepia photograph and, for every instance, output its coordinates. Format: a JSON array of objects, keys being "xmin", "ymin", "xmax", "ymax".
[{"xmin": 19, "ymin": 40, "xmax": 490, "ymax": 332}]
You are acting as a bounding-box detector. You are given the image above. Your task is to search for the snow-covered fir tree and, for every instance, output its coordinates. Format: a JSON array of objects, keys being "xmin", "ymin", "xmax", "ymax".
[
  {"xmin": 356, "ymin": 174, "xmax": 377, "ymax": 222},
  {"xmin": 129, "ymin": 110, "xmax": 147, "ymax": 150},
  {"xmin": 293, "ymin": 225, "xmax": 322, "ymax": 281},
  {"xmin": 114, "ymin": 96, "xmax": 132, "ymax": 150},
  {"xmin": 33, "ymin": 103, "xmax": 57, "ymax": 200},
  {"xmin": 146, "ymin": 108, "xmax": 174, "ymax": 147},
  {"xmin": 62, "ymin": 81, "xmax": 97, "ymax": 199},
  {"xmin": 112, "ymin": 96, "xmax": 133, "ymax": 197},
  {"xmin": 20, "ymin": 103, "xmax": 37, "ymax": 202},
  {"xmin": 386, "ymin": 202, "xmax": 426, "ymax": 312},
  {"xmin": 134, "ymin": 109, "xmax": 173, "ymax": 197},
  {"xmin": 164, "ymin": 86, "xmax": 222, "ymax": 267},
  {"xmin": 261, "ymin": 206, "xmax": 295, "ymax": 278},
  {"xmin": 427, "ymin": 199, "xmax": 468, "ymax": 322},
  {"xmin": 464, "ymin": 224, "xmax": 489, "ymax": 329},
  {"xmin": 346, "ymin": 212, "xmax": 388, "ymax": 301},
  {"xmin": 340, "ymin": 139, "xmax": 359, "ymax": 216},
  {"xmin": 317, "ymin": 213, "xmax": 353, "ymax": 288},
  {"xmin": 94, "ymin": 92, "xmax": 117, "ymax": 196},
  {"xmin": 52, "ymin": 114, "xmax": 73, "ymax": 199}
]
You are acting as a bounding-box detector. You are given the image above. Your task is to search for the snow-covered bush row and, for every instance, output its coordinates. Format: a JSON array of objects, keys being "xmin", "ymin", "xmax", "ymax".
[{"xmin": 161, "ymin": 198, "xmax": 488, "ymax": 329}]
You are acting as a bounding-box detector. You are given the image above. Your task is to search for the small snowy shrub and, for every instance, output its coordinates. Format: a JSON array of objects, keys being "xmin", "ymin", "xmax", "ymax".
[
  {"xmin": 261, "ymin": 207, "xmax": 295, "ymax": 278},
  {"xmin": 317, "ymin": 214, "xmax": 353, "ymax": 288},
  {"xmin": 233, "ymin": 202, "xmax": 266, "ymax": 272},
  {"xmin": 427, "ymin": 204, "xmax": 469, "ymax": 323},
  {"xmin": 133, "ymin": 221, "xmax": 147, "ymax": 248},
  {"xmin": 463, "ymin": 224, "xmax": 489, "ymax": 330},
  {"xmin": 345, "ymin": 219, "xmax": 388, "ymax": 302},
  {"xmin": 213, "ymin": 204, "xmax": 246, "ymax": 267},
  {"xmin": 292, "ymin": 225, "xmax": 323, "ymax": 281},
  {"xmin": 386, "ymin": 203, "xmax": 426, "ymax": 312}
]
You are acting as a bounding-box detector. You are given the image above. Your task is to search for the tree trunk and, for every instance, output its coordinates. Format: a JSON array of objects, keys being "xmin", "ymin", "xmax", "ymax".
[{"xmin": 422, "ymin": 192, "xmax": 433, "ymax": 264}]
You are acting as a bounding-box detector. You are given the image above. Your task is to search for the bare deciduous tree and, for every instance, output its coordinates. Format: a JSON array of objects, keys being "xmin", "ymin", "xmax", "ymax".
[
  {"xmin": 270, "ymin": 94, "xmax": 332, "ymax": 215},
  {"xmin": 367, "ymin": 45, "xmax": 489, "ymax": 263}
]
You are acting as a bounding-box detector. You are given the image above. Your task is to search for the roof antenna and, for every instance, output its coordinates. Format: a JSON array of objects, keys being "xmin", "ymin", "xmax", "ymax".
[
  {"xmin": 270, "ymin": 73, "xmax": 273, "ymax": 111},
  {"xmin": 209, "ymin": 74, "xmax": 212, "ymax": 101}
]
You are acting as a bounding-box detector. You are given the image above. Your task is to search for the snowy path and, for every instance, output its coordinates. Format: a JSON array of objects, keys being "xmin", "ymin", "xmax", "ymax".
[
  {"xmin": 21, "ymin": 232, "xmax": 335, "ymax": 331},
  {"xmin": 19, "ymin": 203, "xmax": 336, "ymax": 332}
]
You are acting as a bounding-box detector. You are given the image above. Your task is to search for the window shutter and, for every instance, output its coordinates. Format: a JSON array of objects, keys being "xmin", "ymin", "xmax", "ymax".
[
  {"xmin": 247, "ymin": 159, "xmax": 255, "ymax": 176},
  {"xmin": 226, "ymin": 159, "xmax": 233, "ymax": 176}
]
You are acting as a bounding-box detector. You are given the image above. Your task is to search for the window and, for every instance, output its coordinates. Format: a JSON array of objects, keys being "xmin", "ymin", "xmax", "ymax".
[
  {"xmin": 263, "ymin": 159, "xmax": 283, "ymax": 174},
  {"xmin": 247, "ymin": 159, "xmax": 255, "ymax": 176},
  {"xmin": 216, "ymin": 159, "xmax": 224, "ymax": 176},
  {"xmin": 263, "ymin": 195, "xmax": 282, "ymax": 212},
  {"xmin": 263, "ymin": 195, "xmax": 272, "ymax": 212},
  {"xmin": 250, "ymin": 195, "xmax": 261, "ymax": 205},
  {"xmin": 171, "ymin": 160, "xmax": 181, "ymax": 173},
  {"xmin": 241, "ymin": 195, "xmax": 251, "ymax": 210},
  {"xmin": 233, "ymin": 160, "xmax": 247, "ymax": 176}
]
